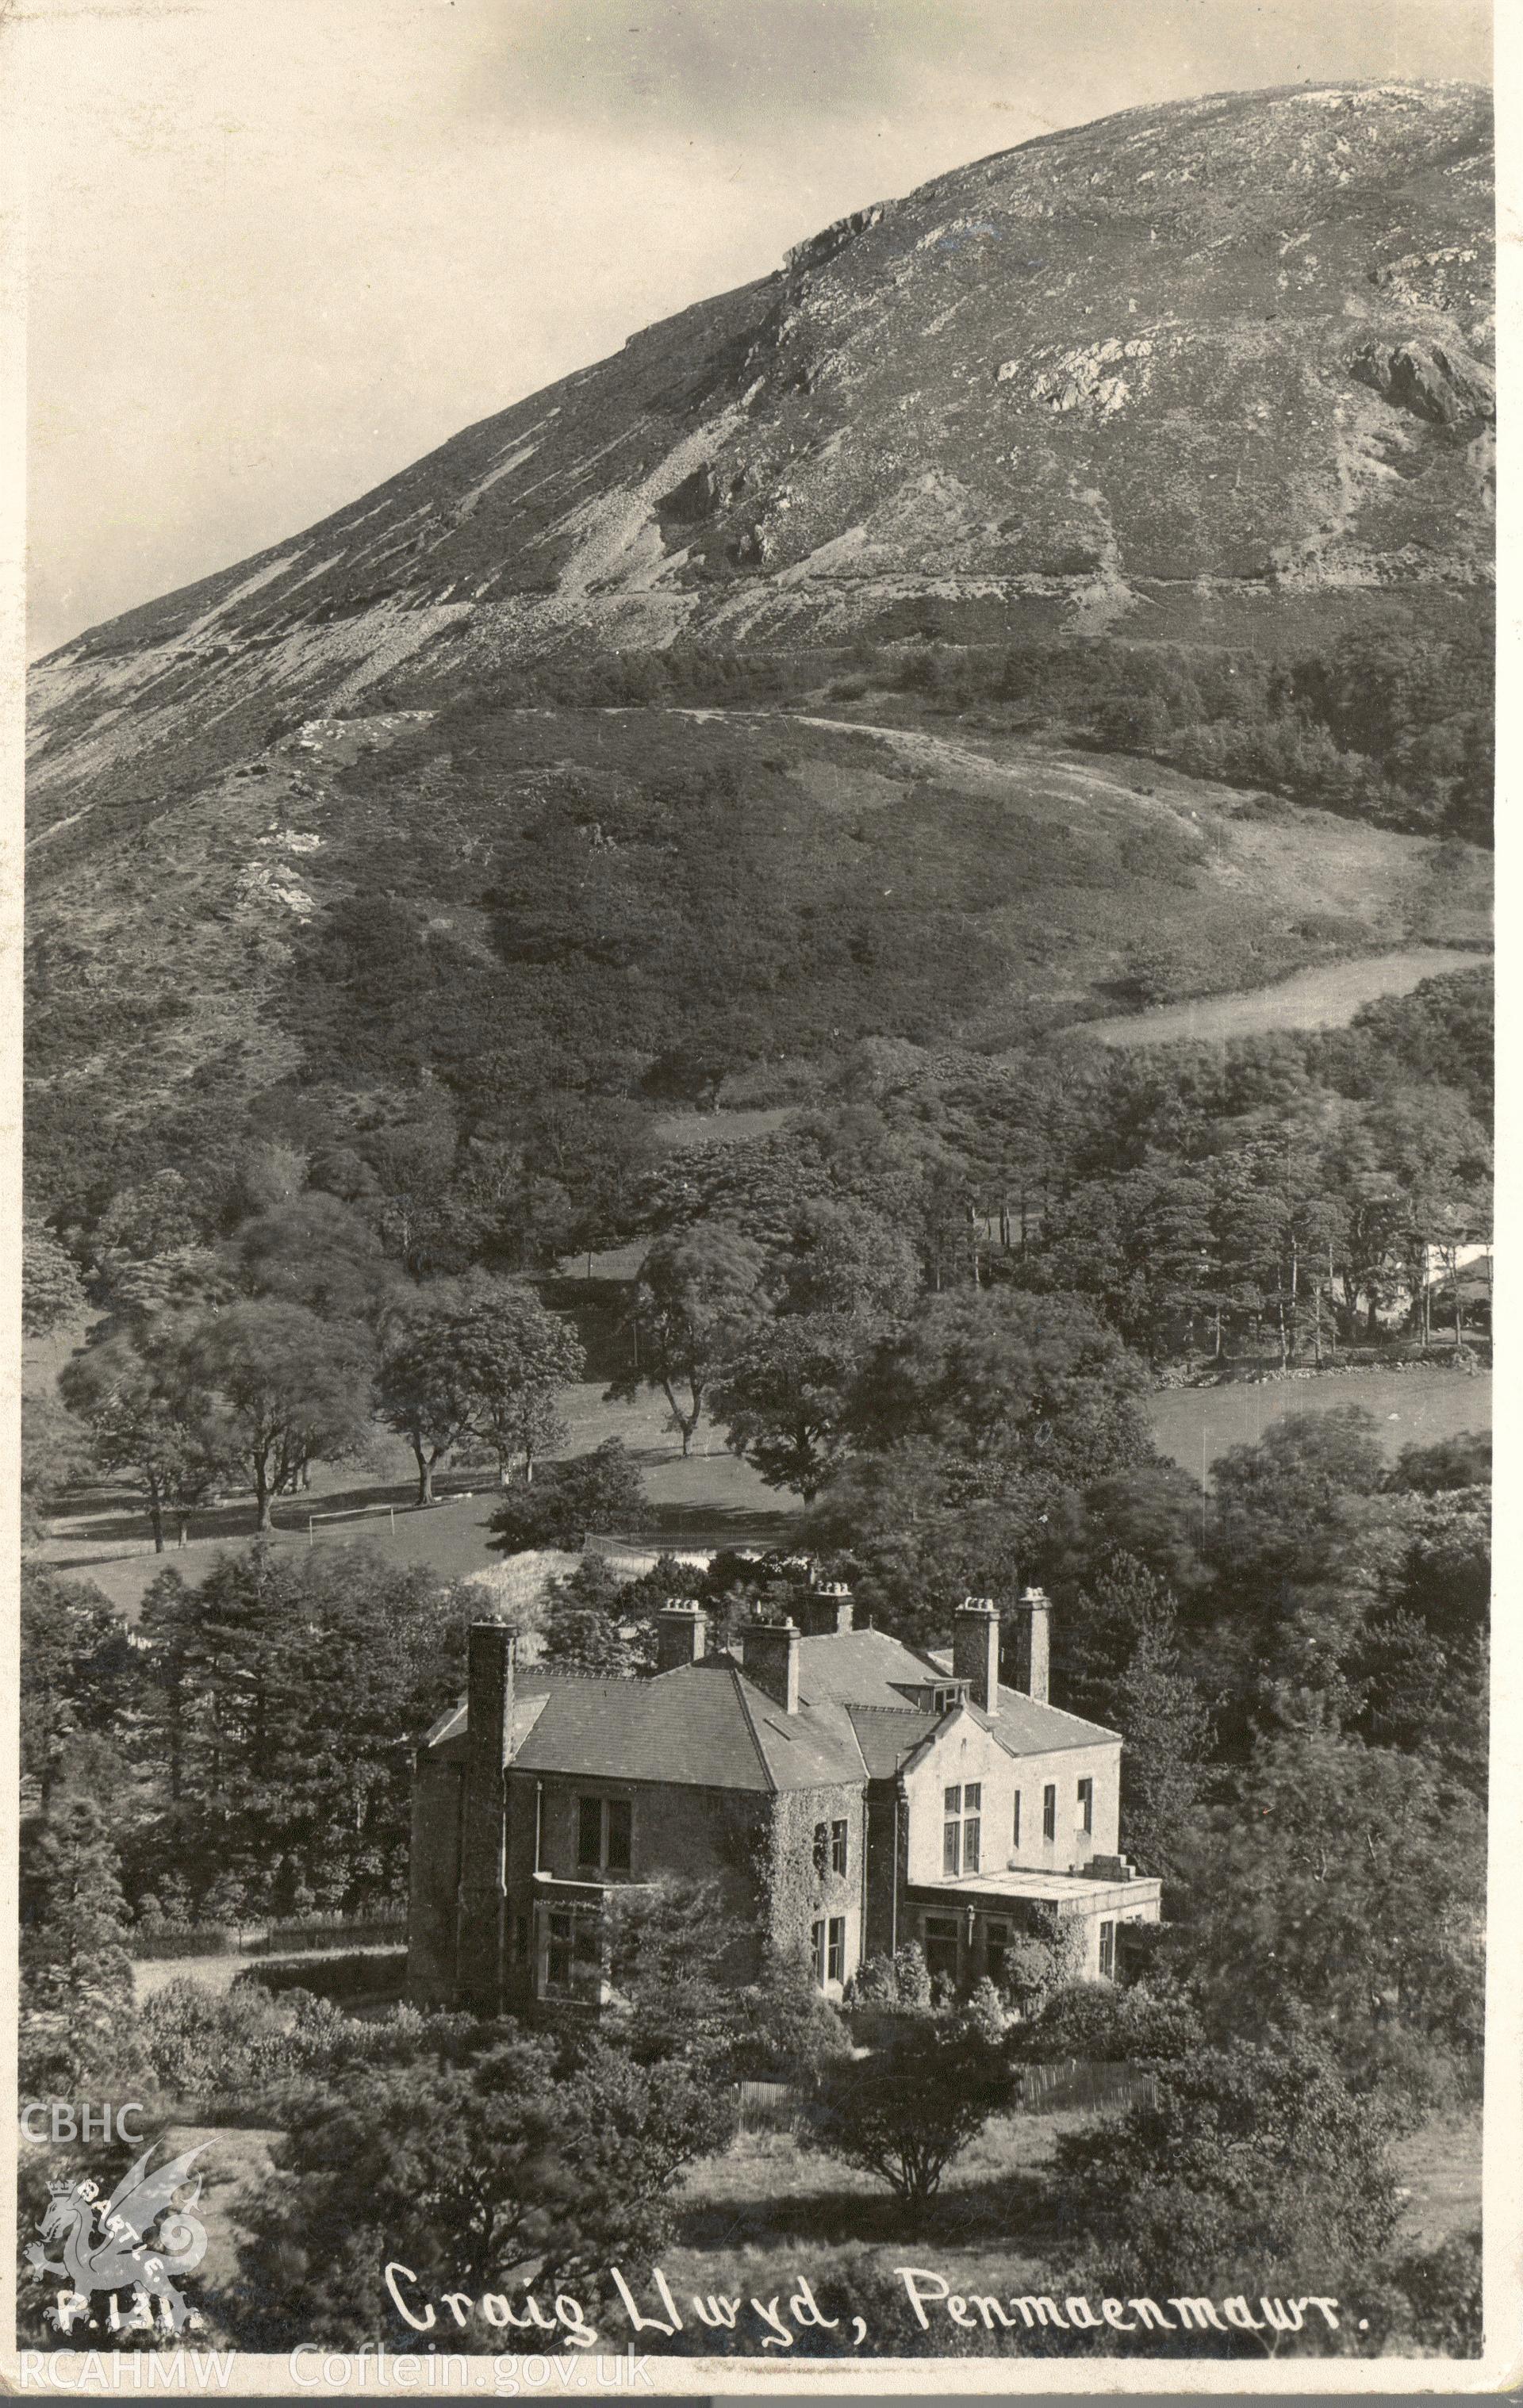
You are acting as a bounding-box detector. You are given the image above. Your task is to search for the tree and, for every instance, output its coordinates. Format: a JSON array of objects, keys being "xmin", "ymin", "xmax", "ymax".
[
  {"xmin": 133, "ymin": 1545, "xmax": 484, "ymax": 1914},
  {"xmin": 98, "ymin": 1245, "xmax": 235, "ymax": 1328},
  {"xmin": 376, "ymin": 1306, "xmax": 481, "ymax": 1506},
  {"xmin": 846, "ymin": 1290, "xmax": 1154, "ymax": 1491},
  {"xmin": 1207, "ymin": 1406, "xmax": 1387, "ymax": 1606},
  {"xmin": 21, "ymin": 1390, "xmax": 94, "ymax": 1544},
  {"xmin": 61, "ymin": 1323, "xmax": 232, "ymax": 1551},
  {"xmin": 1170, "ymin": 1728, "xmax": 1485, "ymax": 2084},
  {"xmin": 800, "ymin": 2011, "xmax": 1017, "ymax": 2214},
  {"xmin": 185, "ymin": 1301, "xmax": 375, "ymax": 1528},
  {"xmin": 1034, "ymin": 1168, "xmax": 1217, "ymax": 1359},
  {"xmin": 232, "ymin": 2032, "xmax": 736, "ymax": 2348},
  {"xmin": 611, "ymin": 1223, "xmax": 769, "ymax": 1456},
  {"xmin": 1390, "ymin": 1430, "xmax": 1490, "ymax": 1493},
  {"xmin": 22, "ymin": 1218, "xmax": 86, "ymax": 1336},
  {"xmin": 20, "ymin": 1795, "xmax": 140, "ymax": 2094},
  {"xmin": 781, "ymin": 1198, "xmax": 919, "ymax": 1320},
  {"xmin": 448, "ymin": 1282, "xmax": 585, "ymax": 1486},
  {"xmin": 709, "ymin": 1315, "xmax": 868, "ymax": 1500},
  {"xmin": 487, "ymin": 1440, "xmax": 650, "ymax": 1555},
  {"xmin": 1053, "ymin": 2034, "xmax": 1401, "ymax": 2307},
  {"xmin": 20, "ymin": 1564, "xmax": 137, "ymax": 1813},
  {"xmin": 540, "ymin": 1558, "xmax": 649, "ymax": 1676},
  {"xmin": 228, "ymin": 1192, "xmax": 397, "ymax": 1327},
  {"xmin": 1112, "ymin": 1621, "xmax": 1214, "ymax": 1880}
]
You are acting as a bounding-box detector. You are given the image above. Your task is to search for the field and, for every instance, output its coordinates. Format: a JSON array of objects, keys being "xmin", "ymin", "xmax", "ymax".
[
  {"xmin": 1144, "ymin": 1363, "xmax": 1492, "ymax": 1489},
  {"xmin": 1070, "ymin": 945, "xmax": 1487, "ymax": 1049},
  {"xmin": 37, "ymin": 1357, "xmax": 1490, "ymax": 1621}
]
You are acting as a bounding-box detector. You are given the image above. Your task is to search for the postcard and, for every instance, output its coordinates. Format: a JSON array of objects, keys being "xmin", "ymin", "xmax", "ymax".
[{"xmin": 10, "ymin": 0, "xmax": 1516, "ymax": 2392}]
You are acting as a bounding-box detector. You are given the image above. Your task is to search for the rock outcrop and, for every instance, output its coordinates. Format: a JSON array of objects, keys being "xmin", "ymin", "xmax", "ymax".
[{"xmin": 29, "ymin": 80, "xmax": 1493, "ymax": 826}]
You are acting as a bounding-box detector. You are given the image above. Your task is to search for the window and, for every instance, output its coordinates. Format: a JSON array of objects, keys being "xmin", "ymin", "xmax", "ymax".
[
  {"xmin": 942, "ymin": 1784, "xmax": 980, "ymax": 1878},
  {"xmin": 547, "ymin": 1911, "xmax": 574, "ymax": 1992},
  {"xmin": 923, "ymin": 1914, "xmax": 959, "ymax": 1985},
  {"xmin": 811, "ymin": 1917, "xmax": 846, "ymax": 1988},
  {"xmin": 1077, "ymin": 1777, "xmax": 1094, "ymax": 1835},
  {"xmin": 831, "ymin": 1819, "xmax": 849, "ymax": 1877},
  {"xmin": 986, "ymin": 1919, "xmax": 1010, "ymax": 1985},
  {"xmin": 1099, "ymin": 1919, "xmax": 1116, "ymax": 1980},
  {"xmin": 932, "ymin": 1685, "xmax": 962, "ymax": 1713},
  {"xmin": 1012, "ymin": 1790, "xmax": 1022, "ymax": 1851},
  {"xmin": 576, "ymin": 1795, "xmax": 632, "ymax": 1874},
  {"xmin": 543, "ymin": 1908, "xmax": 600, "ymax": 1999},
  {"xmin": 1042, "ymin": 1783, "xmax": 1057, "ymax": 1842}
]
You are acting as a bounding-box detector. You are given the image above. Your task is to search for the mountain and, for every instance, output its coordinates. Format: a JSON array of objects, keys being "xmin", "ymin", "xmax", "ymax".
[
  {"xmin": 25, "ymin": 82, "xmax": 1494, "ymax": 1218},
  {"xmin": 29, "ymin": 80, "xmax": 1492, "ymax": 824}
]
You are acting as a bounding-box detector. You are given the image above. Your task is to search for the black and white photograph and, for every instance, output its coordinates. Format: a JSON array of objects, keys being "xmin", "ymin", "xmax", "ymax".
[{"xmin": 11, "ymin": 0, "xmax": 1513, "ymax": 2387}]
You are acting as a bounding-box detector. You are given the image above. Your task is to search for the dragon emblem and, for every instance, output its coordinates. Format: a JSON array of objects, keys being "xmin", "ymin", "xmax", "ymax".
[{"xmin": 26, "ymin": 2142, "xmax": 209, "ymax": 2336}]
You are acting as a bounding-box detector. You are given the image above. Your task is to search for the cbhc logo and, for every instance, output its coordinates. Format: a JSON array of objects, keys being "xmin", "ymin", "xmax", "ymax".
[{"xmin": 19, "ymin": 2103, "xmax": 147, "ymax": 2143}]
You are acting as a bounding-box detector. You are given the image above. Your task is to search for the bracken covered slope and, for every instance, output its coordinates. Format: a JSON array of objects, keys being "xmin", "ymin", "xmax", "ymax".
[{"xmin": 29, "ymin": 80, "xmax": 1492, "ymax": 825}]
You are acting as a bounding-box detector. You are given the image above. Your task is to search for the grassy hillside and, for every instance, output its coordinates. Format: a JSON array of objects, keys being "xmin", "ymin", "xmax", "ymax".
[{"xmin": 25, "ymin": 700, "xmax": 1489, "ymax": 1214}]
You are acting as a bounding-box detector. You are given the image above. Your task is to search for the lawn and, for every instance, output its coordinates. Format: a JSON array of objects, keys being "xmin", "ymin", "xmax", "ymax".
[
  {"xmin": 38, "ymin": 1379, "xmax": 800, "ymax": 1620},
  {"xmin": 39, "ymin": 1355, "xmax": 1487, "ymax": 1620},
  {"xmin": 1144, "ymin": 1363, "xmax": 1492, "ymax": 1487}
]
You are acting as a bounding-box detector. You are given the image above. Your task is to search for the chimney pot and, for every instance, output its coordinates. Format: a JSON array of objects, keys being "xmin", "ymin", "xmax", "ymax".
[
  {"xmin": 1013, "ymin": 1587, "xmax": 1051, "ymax": 1704},
  {"xmin": 795, "ymin": 1581, "xmax": 854, "ymax": 1636},
  {"xmin": 740, "ymin": 1617, "xmax": 802, "ymax": 1712},
  {"xmin": 952, "ymin": 1597, "xmax": 1000, "ymax": 1713},
  {"xmin": 655, "ymin": 1601, "xmax": 707, "ymax": 1673}
]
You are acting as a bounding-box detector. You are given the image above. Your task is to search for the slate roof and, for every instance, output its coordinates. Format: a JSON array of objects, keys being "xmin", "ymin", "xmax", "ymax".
[
  {"xmin": 424, "ymin": 1630, "xmax": 1117, "ymax": 1793},
  {"xmin": 978, "ymin": 1691, "xmax": 1118, "ymax": 1752},
  {"xmin": 845, "ymin": 1704, "xmax": 945, "ymax": 1778},
  {"xmin": 793, "ymin": 1627, "xmax": 950, "ymax": 1709},
  {"xmin": 425, "ymin": 1662, "xmax": 865, "ymax": 1794}
]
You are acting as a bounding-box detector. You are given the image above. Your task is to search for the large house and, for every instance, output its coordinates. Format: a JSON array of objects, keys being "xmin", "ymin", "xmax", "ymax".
[{"xmin": 406, "ymin": 1582, "xmax": 1162, "ymax": 2014}]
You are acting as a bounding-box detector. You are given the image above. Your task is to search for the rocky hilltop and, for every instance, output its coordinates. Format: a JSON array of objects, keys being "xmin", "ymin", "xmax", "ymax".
[{"xmin": 29, "ymin": 80, "xmax": 1492, "ymax": 822}]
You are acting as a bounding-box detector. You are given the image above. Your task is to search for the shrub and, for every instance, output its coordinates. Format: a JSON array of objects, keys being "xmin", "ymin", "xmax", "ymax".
[
  {"xmin": 232, "ymin": 1949, "xmax": 407, "ymax": 2005},
  {"xmin": 800, "ymin": 2013, "xmax": 1018, "ymax": 2214},
  {"xmin": 131, "ymin": 1925, "xmax": 235, "ymax": 1960},
  {"xmin": 487, "ymin": 1441, "xmax": 651, "ymax": 1554},
  {"xmin": 1015, "ymin": 1979, "xmax": 1203, "ymax": 2064}
]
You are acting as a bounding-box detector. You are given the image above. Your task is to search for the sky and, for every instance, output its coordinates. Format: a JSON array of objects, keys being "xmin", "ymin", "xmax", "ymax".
[{"xmin": 21, "ymin": 0, "xmax": 1492, "ymax": 658}]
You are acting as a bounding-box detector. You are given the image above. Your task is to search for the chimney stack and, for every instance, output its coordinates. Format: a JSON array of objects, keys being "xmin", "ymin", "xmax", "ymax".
[
  {"xmin": 796, "ymin": 1580, "xmax": 854, "ymax": 1637},
  {"xmin": 740, "ymin": 1617, "xmax": 801, "ymax": 1713},
  {"xmin": 458, "ymin": 1620, "xmax": 516, "ymax": 2008},
  {"xmin": 1011, "ymin": 1586, "xmax": 1051, "ymax": 1704},
  {"xmin": 656, "ymin": 1599, "xmax": 707, "ymax": 1672},
  {"xmin": 953, "ymin": 1596, "xmax": 1000, "ymax": 1713}
]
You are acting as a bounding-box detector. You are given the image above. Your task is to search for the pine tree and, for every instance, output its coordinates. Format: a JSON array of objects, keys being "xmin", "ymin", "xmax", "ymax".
[{"xmin": 20, "ymin": 1795, "xmax": 139, "ymax": 2092}]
